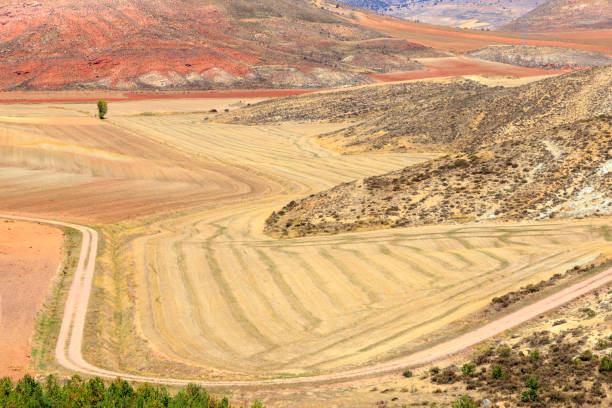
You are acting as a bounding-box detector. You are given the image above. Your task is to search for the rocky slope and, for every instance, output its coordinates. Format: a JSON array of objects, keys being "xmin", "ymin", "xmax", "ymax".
[
  {"xmin": 0, "ymin": 0, "xmax": 442, "ymax": 90},
  {"xmin": 467, "ymin": 45, "xmax": 612, "ymax": 69},
  {"xmin": 265, "ymin": 115, "xmax": 612, "ymax": 237},
  {"xmin": 500, "ymin": 0, "xmax": 612, "ymax": 31},
  {"xmin": 222, "ymin": 66, "xmax": 612, "ymax": 154}
]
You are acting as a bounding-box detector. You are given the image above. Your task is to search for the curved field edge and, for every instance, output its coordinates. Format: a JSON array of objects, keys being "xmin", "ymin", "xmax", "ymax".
[{"xmin": 82, "ymin": 218, "xmax": 612, "ymax": 381}]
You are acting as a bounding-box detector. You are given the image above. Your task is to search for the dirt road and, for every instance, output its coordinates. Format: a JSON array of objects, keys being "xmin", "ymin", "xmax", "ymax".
[{"xmin": 2, "ymin": 213, "xmax": 610, "ymax": 387}]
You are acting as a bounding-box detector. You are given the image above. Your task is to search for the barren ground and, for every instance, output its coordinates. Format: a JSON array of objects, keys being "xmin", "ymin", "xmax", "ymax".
[{"xmin": 0, "ymin": 219, "xmax": 63, "ymax": 379}]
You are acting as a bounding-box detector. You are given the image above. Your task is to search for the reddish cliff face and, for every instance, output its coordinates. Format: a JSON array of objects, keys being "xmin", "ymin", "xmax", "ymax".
[{"xmin": 0, "ymin": 0, "xmax": 439, "ymax": 90}]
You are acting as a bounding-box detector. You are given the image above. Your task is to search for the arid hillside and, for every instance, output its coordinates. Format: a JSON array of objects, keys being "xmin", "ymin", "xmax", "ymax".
[
  {"xmin": 501, "ymin": 0, "xmax": 612, "ymax": 31},
  {"xmin": 265, "ymin": 115, "xmax": 612, "ymax": 237},
  {"xmin": 222, "ymin": 66, "xmax": 612, "ymax": 154},
  {"xmin": 0, "ymin": 0, "xmax": 444, "ymax": 90},
  {"xmin": 467, "ymin": 45, "xmax": 612, "ymax": 69}
]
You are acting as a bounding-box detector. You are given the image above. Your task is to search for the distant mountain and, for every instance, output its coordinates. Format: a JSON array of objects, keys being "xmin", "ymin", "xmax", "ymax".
[
  {"xmin": 341, "ymin": 0, "xmax": 390, "ymax": 11},
  {"xmin": 337, "ymin": 0, "xmax": 546, "ymax": 29},
  {"xmin": 501, "ymin": 0, "xmax": 612, "ymax": 31},
  {"xmin": 0, "ymin": 0, "xmax": 441, "ymax": 90}
]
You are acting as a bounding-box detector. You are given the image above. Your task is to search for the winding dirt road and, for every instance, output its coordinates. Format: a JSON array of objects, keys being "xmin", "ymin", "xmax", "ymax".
[{"xmin": 2, "ymin": 213, "xmax": 611, "ymax": 387}]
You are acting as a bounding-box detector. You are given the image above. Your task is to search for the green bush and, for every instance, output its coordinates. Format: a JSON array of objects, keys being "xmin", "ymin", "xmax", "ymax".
[
  {"xmin": 0, "ymin": 374, "xmax": 263, "ymax": 408},
  {"xmin": 529, "ymin": 349, "xmax": 540, "ymax": 363},
  {"xmin": 461, "ymin": 363, "xmax": 475, "ymax": 377},
  {"xmin": 97, "ymin": 100, "xmax": 108, "ymax": 119},
  {"xmin": 521, "ymin": 376, "xmax": 539, "ymax": 402},
  {"xmin": 491, "ymin": 364, "xmax": 505, "ymax": 380},
  {"xmin": 452, "ymin": 395, "xmax": 478, "ymax": 408},
  {"xmin": 599, "ymin": 355, "xmax": 612, "ymax": 372}
]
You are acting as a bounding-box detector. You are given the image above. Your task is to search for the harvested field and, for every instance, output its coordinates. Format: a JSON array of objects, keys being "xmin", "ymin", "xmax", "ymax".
[
  {"xmin": 370, "ymin": 56, "xmax": 563, "ymax": 82},
  {"xmin": 0, "ymin": 219, "xmax": 63, "ymax": 379},
  {"xmin": 33, "ymin": 101, "xmax": 602, "ymax": 381},
  {"xmin": 0, "ymin": 100, "xmax": 277, "ymax": 223},
  {"xmin": 1, "ymin": 98, "xmax": 610, "ymax": 383},
  {"xmin": 347, "ymin": 10, "xmax": 612, "ymax": 54}
]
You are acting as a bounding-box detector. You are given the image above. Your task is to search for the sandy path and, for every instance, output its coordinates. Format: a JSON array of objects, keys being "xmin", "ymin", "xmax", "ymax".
[
  {"xmin": 0, "ymin": 219, "xmax": 63, "ymax": 379},
  {"xmin": 2, "ymin": 213, "xmax": 610, "ymax": 387}
]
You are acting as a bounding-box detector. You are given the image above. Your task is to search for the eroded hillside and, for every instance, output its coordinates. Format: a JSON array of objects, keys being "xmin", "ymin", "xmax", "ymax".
[
  {"xmin": 0, "ymin": 0, "xmax": 443, "ymax": 90},
  {"xmin": 223, "ymin": 66, "xmax": 612, "ymax": 154},
  {"xmin": 265, "ymin": 115, "xmax": 612, "ymax": 237}
]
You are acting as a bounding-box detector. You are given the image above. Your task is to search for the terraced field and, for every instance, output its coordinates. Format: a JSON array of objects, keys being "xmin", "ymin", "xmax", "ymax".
[
  {"xmin": 87, "ymin": 108, "xmax": 611, "ymax": 379},
  {"xmin": 1, "ymin": 99, "xmax": 610, "ymax": 381}
]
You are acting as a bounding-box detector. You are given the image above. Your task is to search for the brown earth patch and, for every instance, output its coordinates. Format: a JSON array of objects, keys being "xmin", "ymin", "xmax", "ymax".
[
  {"xmin": 0, "ymin": 89, "xmax": 313, "ymax": 104},
  {"xmin": 369, "ymin": 56, "xmax": 567, "ymax": 82},
  {"xmin": 0, "ymin": 219, "xmax": 63, "ymax": 379}
]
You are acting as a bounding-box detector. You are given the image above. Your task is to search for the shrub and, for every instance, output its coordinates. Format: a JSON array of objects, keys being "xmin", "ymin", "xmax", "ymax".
[
  {"xmin": 452, "ymin": 395, "xmax": 478, "ymax": 408},
  {"xmin": 521, "ymin": 376, "xmax": 539, "ymax": 402},
  {"xmin": 599, "ymin": 355, "xmax": 612, "ymax": 372},
  {"xmin": 529, "ymin": 349, "xmax": 540, "ymax": 363},
  {"xmin": 97, "ymin": 100, "xmax": 108, "ymax": 119},
  {"xmin": 402, "ymin": 370, "xmax": 413, "ymax": 378},
  {"xmin": 461, "ymin": 363, "xmax": 475, "ymax": 377},
  {"xmin": 580, "ymin": 350, "xmax": 593, "ymax": 361},
  {"xmin": 496, "ymin": 345, "xmax": 511, "ymax": 358},
  {"xmin": 491, "ymin": 364, "xmax": 505, "ymax": 380}
]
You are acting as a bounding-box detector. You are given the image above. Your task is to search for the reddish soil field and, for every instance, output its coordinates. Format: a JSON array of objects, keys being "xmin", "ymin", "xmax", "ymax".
[
  {"xmin": 349, "ymin": 11, "xmax": 612, "ymax": 55},
  {"xmin": 370, "ymin": 56, "xmax": 570, "ymax": 82},
  {"xmin": 0, "ymin": 219, "xmax": 63, "ymax": 380},
  {"xmin": 0, "ymin": 89, "xmax": 313, "ymax": 104}
]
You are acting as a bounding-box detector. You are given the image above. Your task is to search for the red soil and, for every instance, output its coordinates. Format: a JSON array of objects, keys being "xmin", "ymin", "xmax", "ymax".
[
  {"xmin": 0, "ymin": 220, "xmax": 63, "ymax": 380},
  {"xmin": 370, "ymin": 56, "xmax": 570, "ymax": 82},
  {"xmin": 0, "ymin": 89, "xmax": 313, "ymax": 104},
  {"xmin": 350, "ymin": 11, "xmax": 612, "ymax": 55}
]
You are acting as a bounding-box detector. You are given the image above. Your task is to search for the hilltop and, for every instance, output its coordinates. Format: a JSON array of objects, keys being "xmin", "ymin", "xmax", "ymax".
[
  {"xmin": 0, "ymin": 0, "xmax": 441, "ymax": 90},
  {"xmin": 248, "ymin": 66, "xmax": 612, "ymax": 237},
  {"xmin": 221, "ymin": 66, "xmax": 612, "ymax": 154},
  {"xmin": 501, "ymin": 0, "xmax": 612, "ymax": 31},
  {"xmin": 265, "ymin": 115, "xmax": 612, "ymax": 237}
]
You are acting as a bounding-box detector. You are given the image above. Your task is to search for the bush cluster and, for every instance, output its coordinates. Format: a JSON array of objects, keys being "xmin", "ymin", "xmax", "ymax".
[{"xmin": 0, "ymin": 375, "xmax": 263, "ymax": 408}]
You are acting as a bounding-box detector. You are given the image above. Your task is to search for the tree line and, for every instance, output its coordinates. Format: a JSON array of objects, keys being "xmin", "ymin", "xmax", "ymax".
[{"xmin": 0, "ymin": 374, "xmax": 264, "ymax": 408}]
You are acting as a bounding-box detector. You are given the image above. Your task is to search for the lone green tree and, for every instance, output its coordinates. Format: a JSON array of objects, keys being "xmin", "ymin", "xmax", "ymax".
[{"xmin": 97, "ymin": 99, "xmax": 108, "ymax": 119}]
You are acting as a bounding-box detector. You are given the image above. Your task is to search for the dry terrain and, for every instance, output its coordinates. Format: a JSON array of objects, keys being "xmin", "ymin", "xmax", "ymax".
[
  {"xmin": 226, "ymin": 262, "xmax": 612, "ymax": 407},
  {"xmin": 221, "ymin": 66, "xmax": 611, "ymax": 154},
  {"xmin": 501, "ymin": 0, "xmax": 612, "ymax": 31},
  {"xmin": 0, "ymin": 98, "xmax": 609, "ymax": 386},
  {"xmin": 0, "ymin": 219, "xmax": 63, "ymax": 379},
  {"xmin": 467, "ymin": 45, "xmax": 612, "ymax": 69},
  {"xmin": 265, "ymin": 115, "xmax": 612, "ymax": 237}
]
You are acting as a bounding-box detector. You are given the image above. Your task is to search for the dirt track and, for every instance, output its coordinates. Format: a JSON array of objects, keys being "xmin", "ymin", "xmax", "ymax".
[{"xmin": 3, "ymin": 214, "xmax": 611, "ymax": 387}]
